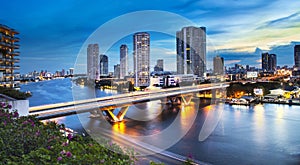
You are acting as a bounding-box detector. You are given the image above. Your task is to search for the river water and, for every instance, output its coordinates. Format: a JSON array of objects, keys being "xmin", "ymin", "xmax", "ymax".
[{"xmin": 21, "ymin": 78, "xmax": 300, "ymax": 164}]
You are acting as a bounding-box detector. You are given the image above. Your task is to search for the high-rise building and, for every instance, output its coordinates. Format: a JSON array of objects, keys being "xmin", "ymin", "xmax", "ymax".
[
  {"xmin": 213, "ymin": 55, "xmax": 224, "ymax": 75},
  {"xmin": 262, "ymin": 53, "xmax": 269, "ymax": 71},
  {"xmin": 100, "ymin": 54, "xmax": 108, "ymax": 75},
  {"xmin": 154, "ymin": 59, "xmax": 164, "ymax": 71},
  {"xmin": 0, "ymin": 24, "xmax": 20, "ymax": 88},
  {"xmin": 176, "ymin": 26, "xmax": 206, "ymax": 77},
  {"xmin": 262, "ymin": 52, "xmax": 277, "ymax": 72},
  {"xmin": 120, "ymin": 44, "xmax": 128, "ymax": 79},
  {"xmin": 87, "ymin": 44, "xmax": 99, "ymax": 80},
  {"xmin": 295, "ymin": 45, "xmax": 300, "ymax": 68},
  {"xmin": 114, "ymin": 64, "xmax": 120, "ymax": 79},
  {"xmin": 69, "ymin": 68, "xmax": 74, "ymax": 76},
  {"xmin": 133, "ymin": 32, "xmax": 150, "ymax": 87},
  {"xmin": 269, "ymin": 54, "xmax": 277, "ymax": 71}
]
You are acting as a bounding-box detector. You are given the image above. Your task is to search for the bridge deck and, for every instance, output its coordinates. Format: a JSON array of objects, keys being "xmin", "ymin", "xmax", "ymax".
[{"xmin": 29, "ymin": 83, "xmax": 229, "ymax": 119}]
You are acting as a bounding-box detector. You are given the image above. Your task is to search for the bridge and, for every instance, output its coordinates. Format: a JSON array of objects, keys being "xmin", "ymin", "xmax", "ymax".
[{"xmin": 29, "ymin": 83, "xmax": 229, "ymax": 121}]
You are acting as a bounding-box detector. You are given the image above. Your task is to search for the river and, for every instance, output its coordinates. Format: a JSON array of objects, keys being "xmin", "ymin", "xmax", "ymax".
[{"xmin": 21, "ymin": 78, "xmax": 300, "ymax": 164}]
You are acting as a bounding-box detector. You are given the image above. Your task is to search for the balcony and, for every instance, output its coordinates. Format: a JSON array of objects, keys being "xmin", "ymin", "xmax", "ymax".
[
  {"xmin": 9, "ymin": 51, "xmax": 20, "ymax": 56},
  {"xmin": 13, "ymin": 65, "xmax": 20, "ymax": 69},
  {"xmin": 13, "ymin": 58, "xmax": 20, "ymax": 63},
  {"xmin": 14, "ymin": 44, "xmax": 20, "ymax": 49},
  {"xmin": 13, "ymin": 72, "xmax": 20, "ymax": 76}
]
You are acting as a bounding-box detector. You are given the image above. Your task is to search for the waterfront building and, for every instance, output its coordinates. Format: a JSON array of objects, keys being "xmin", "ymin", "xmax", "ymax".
[
  {"xmin": 100, "ymin": 54, "xmax": 108, "ymax": 75},
  {"xmin": 87, "ymin": 44, "xmax": 100, "ymax": 81},
  {"xmin": 154, "ymin": 59, "xmax": 164, "ymax": 71},
  {"xmin": 176, "ymin": 26, "xmax": 206, "ymax": 77},
  {"xmin": 120, "ymin": 44, "xmax": 128, "ymax": 79},
  {"xmin": 69, "ymin": 68, "xmax": 74, "ymax": 76},
  {"xmin": 262, "ymin": 52, "xmax": 277, "ymax": 72},
  {"xmin": 213, "ymin": 55, "xmax": 224, "ymax": 75},
  {"xmin": 0, "ymin": 24, "xmax": 20, "ymax": 89},
  {"xmin": 295, "ymin": 45, "xmax": 300, "ymax": 68},
  {"xmin": 114, "ymin": 64, "xmax": 120, "ymax": 79},
  {"xmin": 133, "ymin": 32, "xmax": 150, "ymax": 87}
]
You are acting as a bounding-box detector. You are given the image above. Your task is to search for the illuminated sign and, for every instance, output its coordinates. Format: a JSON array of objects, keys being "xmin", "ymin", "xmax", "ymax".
[{"xmin": 247, "ymin": 71, "xmax": 258, "ymax": 78}]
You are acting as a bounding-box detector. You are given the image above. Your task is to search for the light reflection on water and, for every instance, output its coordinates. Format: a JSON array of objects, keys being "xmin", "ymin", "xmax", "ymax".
[{"xmin": 21, "ymin": 79, "xmax": 300, "ymax": 164}]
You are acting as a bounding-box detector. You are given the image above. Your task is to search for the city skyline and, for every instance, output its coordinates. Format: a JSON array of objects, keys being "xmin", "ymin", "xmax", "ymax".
[{"xmin": 1, "ymin": 1, "xmax": 300, "ymax": 73}]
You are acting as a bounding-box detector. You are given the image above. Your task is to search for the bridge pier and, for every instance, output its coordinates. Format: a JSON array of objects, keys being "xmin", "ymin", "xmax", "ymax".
[
  {"xmin": 165, "ymin": 94, "xmax": 193, "ymax": 105},
  {"xmin": 103, "ymin": 106, "xmax": 130, "ymax": 122}
]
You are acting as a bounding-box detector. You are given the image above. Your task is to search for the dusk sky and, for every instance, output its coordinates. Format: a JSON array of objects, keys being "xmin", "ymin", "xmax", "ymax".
[{"xmin": 1, "ymin": 0, "xmax": 300, "ymax": 74}]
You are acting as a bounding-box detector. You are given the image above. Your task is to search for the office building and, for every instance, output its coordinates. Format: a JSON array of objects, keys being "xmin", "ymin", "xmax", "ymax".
[
  {"xmin": 295, "ymin": 45, "xmax": 300, "ymax": 68},
  {"xmin": 0, "ymin": 24, "xmax": 20, "ymax": 88},
  {"xmin": 133, "ymin": 32, "xmax": 150, "ymax": 87},
  {"xmin": 114, "ymin": 64, "xmax": 120, "ymax": 79},
  {"xmin": 87, "ymin": 44, "xmax": 99, "ymax": 80},
  {"xmin": 154, "ymin": 59, "xmax": 164, "ymax": 71},
  {"xmin": 100, "ymin": 54, "xmax": 108, "ymax": 75},
  {"xmin": 262, "ymin": 52, "xmax": 277, "ymax": 72},
  {"xmin": 176, "ymin": 26, "xmax": 206, "ymax": 77},
  {"xmin": 120, "ymin": 44, "xmax": 128, "ymax": 79},
  {"xmin": 213, "ymin": 55, "xmax": 224, "ymax": 75}
]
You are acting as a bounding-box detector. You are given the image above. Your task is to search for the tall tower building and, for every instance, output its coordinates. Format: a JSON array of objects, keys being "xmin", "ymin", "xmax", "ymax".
[
  {"xmin": 133, "ymin": 32, "xmax": 150, "ymax": 87},
  {"xmin": 269, "ymin": 54, "xmax": 277, "ymax": 71},
  {"xmin": 176, "ymin": 26, "xmax": 206, "ymax": 77},
  {"xmin": 262, "ymin": 52, "xmax": 269, "ymax": 72},
  {"xmin": 295, "ymin": 45, "xmax": 300, "ymax": 68},
  {"xmin": 87, "ymin": 44, "xmax": 99, "ymax": 81},
  {"xmin": 262, "ymin": 52, "xmax": 277, "ymax": 72},
  {"xmin": 100, "ymin": 54, "xmax": 108, "ymax": 75},
  {"xmin": 0, "ymin": 24, "xmax": 20, "ymax": 89},
  {"xmin": 120, "ymin": 44, "xmax": 128, "ymax": 79},
  {"xmin": 213, "ymin": 55, "xmax": 224, "ymax": 75}
]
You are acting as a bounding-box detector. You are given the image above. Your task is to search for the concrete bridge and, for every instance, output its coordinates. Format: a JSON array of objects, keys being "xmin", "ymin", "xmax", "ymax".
[{"xmin": 29, "ymin": 83, "xmax": 229, "ymax": 121}]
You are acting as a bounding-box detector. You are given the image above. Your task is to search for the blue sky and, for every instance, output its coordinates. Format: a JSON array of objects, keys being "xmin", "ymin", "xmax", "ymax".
[{"xmin": 1, "ymin": 0, "xmax": 300, "ymax": 74}]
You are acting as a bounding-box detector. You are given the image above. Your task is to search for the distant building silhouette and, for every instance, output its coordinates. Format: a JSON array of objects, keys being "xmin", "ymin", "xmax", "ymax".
[
  {"xmin": 133, "ymin": 32, "xmax": 150, "ymax": 87},
  {"xmin": 295, "ymin": 45, "xmax": 300, "ymax": 68},
  {"xmin": 176, "ymin": 26, "xmax": 206, "ymax": 77},
  {"xmin": 154, "ymin": 59, "xmax": 164, "ymax": 71}
]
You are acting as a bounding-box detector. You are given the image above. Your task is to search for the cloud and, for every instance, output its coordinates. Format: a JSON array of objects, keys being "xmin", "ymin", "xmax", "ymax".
[
  {"xmin": 256, "ymin": 59, "xmax": 262, "ymax": 63},
  {"xmin": 224, "ymin": 60, "xmax": 241, "ymax": 65},
  {"xmin": 259, "ymin": 11, "xmax": 300, "ymax": 29}
]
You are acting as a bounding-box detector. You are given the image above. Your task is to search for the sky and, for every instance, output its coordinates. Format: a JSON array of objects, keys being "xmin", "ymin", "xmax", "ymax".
[{"xmin": 1, "ymin": 0, "xmax": 300, "ymax": 74}]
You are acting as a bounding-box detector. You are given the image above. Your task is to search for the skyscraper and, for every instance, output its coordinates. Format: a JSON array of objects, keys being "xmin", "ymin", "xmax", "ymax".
[
  {"xmin": 154, "ymin": 59, "xmax": 164, "ymax": 71},
  {"xmin": 120, "ymin": 44, "xmax": 128, "ymax": 79},
  {"xmin": 133, "ymin": 32, "xmax": 150, "ymax": 87},
  {"xmin": 100, "ymin": 54, "xmax": 108, "ymax": 75},
  {"xmin": 176, "ymin": 26, "xmax": 206, "ymax": 77},
  {"xmin": 87, "ymin": 44, "xmax": 99, "ymax": 80},
  {"xmin": 269, "ymin": 54, "xmax": 277, "ymax": 71},
  {"xmin": 295, "ymin": 45, "xmax": 300, "ymax": 68},
  {"xmin": 262, "ymin": 52, "xmax": 269, "ymax": 72},
  {"xmin": 0, "ymin": 24, "xmax": 20, "ymax": 89},
  {"xmin": 114, "ymin": 64, "xmax": 120, "ymax": 79},
  {"xmin": 213, "ymin": 55, "xmax": 224, "ymax": 75},
  {"xmin": 262, "ymin": 52, "xmax": 277, "ymax": 72}
]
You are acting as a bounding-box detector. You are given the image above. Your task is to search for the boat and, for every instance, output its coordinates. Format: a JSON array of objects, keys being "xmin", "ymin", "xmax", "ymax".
[{"xmin": 228, "ymin": 98, "xmax": 250, "ymax": 106}]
